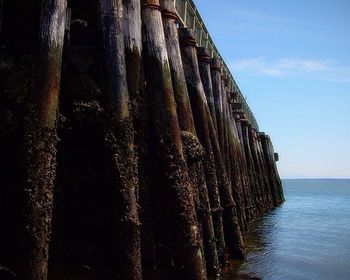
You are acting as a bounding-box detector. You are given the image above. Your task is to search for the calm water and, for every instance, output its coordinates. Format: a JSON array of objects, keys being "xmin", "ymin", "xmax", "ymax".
[{"xmin": 228, "ymin": 179, "xmax": 350, "ymax": 280}]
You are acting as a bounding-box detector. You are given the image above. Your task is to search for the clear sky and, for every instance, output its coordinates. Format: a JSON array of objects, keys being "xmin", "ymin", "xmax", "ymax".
[{"xmin": 193, "ymin": 0, "xmax": 350, "ymax": 179}]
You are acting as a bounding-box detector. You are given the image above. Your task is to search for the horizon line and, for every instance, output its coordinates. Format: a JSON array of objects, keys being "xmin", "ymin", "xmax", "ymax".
[{"xmin": 282, "ymin": 177, "xmax": 350, "ymax": 180}]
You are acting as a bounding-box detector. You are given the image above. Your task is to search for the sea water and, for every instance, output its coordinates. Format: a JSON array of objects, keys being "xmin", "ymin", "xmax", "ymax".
[{"xmin": 228, "ymin": 179, "xmax": 350, "ymax": 280}]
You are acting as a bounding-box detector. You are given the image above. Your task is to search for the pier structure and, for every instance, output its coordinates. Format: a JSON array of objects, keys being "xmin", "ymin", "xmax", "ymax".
[{"xmin": 0, "ymin": 0, "xmax": 284, "ymax": 279}]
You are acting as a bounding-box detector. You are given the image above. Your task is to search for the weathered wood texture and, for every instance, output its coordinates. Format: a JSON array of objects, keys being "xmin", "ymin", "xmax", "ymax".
[
  {"xmin": 0, "ymin": 1, "xmax": 284, "ymax": 279},
  {"xmin": 210, "ymin": 59, "xmax": 225, "ymax": 155},
  {"xmin": 225, "ymin": 103, "xmax": 247, "ymax": 232},
  {"xmin": 179, "ymin": 28, "xmax": 226, "ymax": 275},
  {"xmin": 20, "ymin": 1, "xmax": 66, "ymax": 280},
  {"xmin": 260, "ymin": 133, "xmax": 285, "ymax": 206},
  {"xmin": 179, "ymin": 28, "xmax": 244, "ymax": 260},
  {"xmin": 190, "ymin": 51, "xmax": 228, "ymax": 265},
  {"xmin": 123, "ymin": 0, "xmax": 157, "ymax": 273},
  {"xmin": 99, "ymin": 1, "xmax": 141, "ymax": 279},
  {"xmin": 235, "ymin": 116, "xmax": 255, "ymax": 223},
  {"xmin": 160, "ymin": 2, "xmax": 219, "ymax": 277},
  {"xmin": 198, "ymin": 47, "xmax": 218, "ymax": 133},
  {"xmin": 141, "ymin": 2, "xmax": 206, "ymax": 279}
]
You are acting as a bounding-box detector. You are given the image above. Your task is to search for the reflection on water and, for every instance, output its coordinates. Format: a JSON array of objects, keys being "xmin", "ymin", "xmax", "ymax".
[{"xmin": 227, "ymin": 179, "xmax": 350, "ymax": 280}]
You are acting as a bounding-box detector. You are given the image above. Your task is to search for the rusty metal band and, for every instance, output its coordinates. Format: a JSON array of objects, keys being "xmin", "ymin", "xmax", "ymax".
[
  {"xmin": 210, "ymin": 65, "xmax": 221, "ymax": 72},
  {"xmin": 198, "ymin": 53, "xmax": 210, "ymax": 63},
  {"xmin": 142, "ymin": 2, "xmax": 162, "ymax": 12},
  {"xmin": 180, "ymin": 37, "xmax": 197, "ymax": 47},
  {"xmin": 162, "ymin": 9, "xmax": 178, "ymax": 21}
]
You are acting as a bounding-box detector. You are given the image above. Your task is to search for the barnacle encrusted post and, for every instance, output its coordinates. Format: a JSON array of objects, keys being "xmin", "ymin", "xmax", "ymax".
[{"xmin": 20, "ymin": 1, "xmax": 66, "ymax": 279}]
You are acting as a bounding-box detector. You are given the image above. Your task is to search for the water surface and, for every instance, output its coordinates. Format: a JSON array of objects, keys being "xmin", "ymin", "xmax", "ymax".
[{"xmin": 228, "ymin": 179, "xmax": 350, "ymax": 280}]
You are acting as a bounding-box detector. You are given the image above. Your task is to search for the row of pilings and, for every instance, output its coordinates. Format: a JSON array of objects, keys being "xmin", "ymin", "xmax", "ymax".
[{"xmin": 0, "ymin": 0, "xmax": 284, "ymax": 279}]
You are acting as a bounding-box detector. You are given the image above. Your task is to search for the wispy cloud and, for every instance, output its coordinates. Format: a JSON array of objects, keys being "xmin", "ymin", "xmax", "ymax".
[
  {"xmin": 224, "ymin": 9, "xmax": 301, "ymax": 25},
  {"xmin": 230, "ymin": 58, "xmax": 350, "ymax": 82},
  {"xmin": 207, "ymin": 9, "xmax": 307, "ymax": 38}
]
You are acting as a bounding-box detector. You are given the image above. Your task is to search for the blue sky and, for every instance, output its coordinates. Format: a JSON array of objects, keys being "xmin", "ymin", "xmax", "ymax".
[{"xmin": 193, "ymin": 0, "xmax": 350, "ymax": 178}]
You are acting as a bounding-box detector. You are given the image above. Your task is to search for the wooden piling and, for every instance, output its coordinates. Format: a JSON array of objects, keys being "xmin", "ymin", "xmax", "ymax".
[
  {"xmin": 0, "ymin": 1, "xmax": 287, "ymax": 278},
  {"xmin": 210, "ymin": 107, "xmax": 244, "ymax": 260},
  {"xmin": 235, "ymin": 115, "xmax": 254, "ymax": 224},
  {"xmin": 179, "ymin": 28, "xmax": 244, "ymax": 260},
  {"xmin": 210, "ymin": 59, "xmax": 225, "ymax": 156},
  {"xmin": 260, "ymin": 133, "xmax": 284, "ymax": 206},
  {"xmin": 123, "ymin": 0, "xmax": 157, "ymax": 272},
  {"xmin": 196, "ymin": 45, "xmax": 245, "ymax": 261},
  {"xmin": 141, "ymin": 2, "xmax": 206, "ymax": 279},
  {"xmin": 253, "ymin": 130, "xmax": 272, "ymax": 209},
  {"xmin": 160, "ymin": 0, "xmax": 195, "ymax": 133},
  {"xmin": 241, "ymin": 119, "xmax": 259, "ymax": 219},
  {"xmin": 225, "ymin": 101, "xmax": 247, "ymax": 232},
  {"xmin": 197, "ymin": 47, "xmax": 218, "ymax": 133},
  {"xmin": 20, "ymin": 1, "xmax": 67, "ymax": 279},
  {"xmin": 160, "ymin": 1, "xmax": 220, "ymax": 276},
  {"xmin": 256, "ymin": 133, "xmax": 274, "ymax": 208},
  {"xmin": 124, "ymin": 0, "xmax": 142, "ymax": 121},
  {"xmin": 178, "ymin": 28, "xmax": 226, "ymax": 273},
  {"xmin": 248, "ymin": 127, "xmax": 266, "ymax": 213},
  {"xmin": 221, "ymin": 78, "xmax": 231, "ymax": 182},
  {"xmin": 99, "ymin": 1, "xmax": 141, "ymax": 279}
]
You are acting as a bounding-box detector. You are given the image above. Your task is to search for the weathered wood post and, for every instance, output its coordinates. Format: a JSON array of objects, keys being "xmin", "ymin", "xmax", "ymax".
[
  {"xmin": 160, "ymin": 0, "xmax": 195, "ymax": 133},
  {"xmin": 221, "ymin": 78, "xmax": 231, "ymax": 181},
  {"xmin": 141, "ymin": 1, "xmax": 206, "ymax": 279},
  {"xmin": 210, "ymin": 106, "xmax": 245, "ymax": 260},
  {"xmin": 248, "ymin": 127, "xmax": 265, "ymax": 213},
  {"xmin": 211, "ymin": 94, "xmax": 245, "ymax": 259},
  {"xmin": 184, "ymin": 47, "xmax": 228, "ymax": 265},
  {"xmin": 160, "ymin": 1, "xmax": 220, "ymax": 276},
  {"xmin": 197, "ymin": 45, "xmax": 245, "ymax": 261},
  {"xmin": 256, "ymin": 133, "xmax": 274, "ymax": 208},
  {"xmin": 260, "ymin": 133, "xmax": 284, "ymax": 206},
  {"xmin": 20, "ymin": 1, "xmax": 66, "ymax": 279},
  {"xmin": 260, "ymin": 133, "xmax": 277, "ymax": 205},
  {"xmin": 269, "ymin": 137, "xmax": 284, "ymax": 204},
  {"xmin": 179, "ymin": 28, "xmax": 244, "ymax": 260},
  {"xmin": 267, "ymin": 136, "xmax": 284, "ymax": 204},
  {"xmin": 123, "ymin": 0, "xmax": 157, "ymax": 272},
  {"xmin": 226, "ymin": 91, "xmax": 249, "ymax": 237},
  {"xmin": 99, "ymin": 1, "xmax": 142, "ymax": 279},
  {"xmin": 197, "ymin": 47, "xmax": 218, "ymax": 133},
  {"xmin": 178, "ymin": 28, "xmax": 226, "ymax": 273},
  {"xmin": 237, "ymin": 115, "xmax": 255, "ymax": 224},
  {"xmin": 253, "ymin": 129, "xmax": 271, "ymax": 209},
  {"xmin": 226, "ymin": 98, "xmax": 247, "ymax": 232},
  {"xmin": 124, "ymin": 0, "xmax": 142, "ymax": 121},
  {"xmin": 241, "ymin": 118, "xmax": 259, "ymax": 219},
  {"xmin": 210, "ymin": 58, "xmax": 225, "ymax": 156}
]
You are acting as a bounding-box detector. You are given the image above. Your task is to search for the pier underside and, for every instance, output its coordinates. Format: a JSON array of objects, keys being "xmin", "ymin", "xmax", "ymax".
[{"xmin": 0, "ymin": 0, "xmax": 284, "ymax": 279}]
